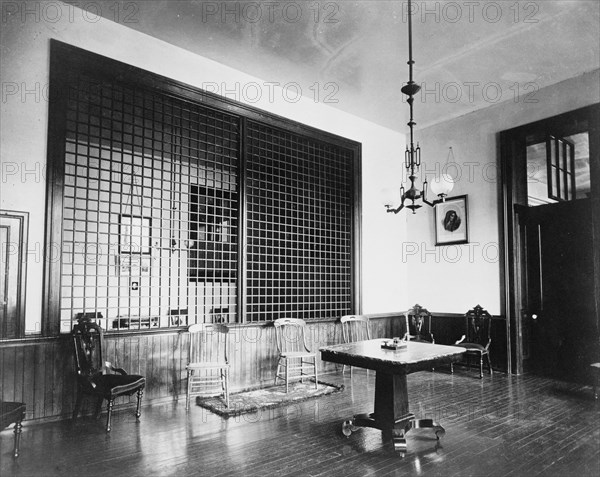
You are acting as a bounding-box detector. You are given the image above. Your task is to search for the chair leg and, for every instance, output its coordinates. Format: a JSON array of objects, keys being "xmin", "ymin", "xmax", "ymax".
[
  {"xmin": 479, "ymin": 356, "xmax": 484, "ymax": 379},
  {"xmin": 106, "ymin": 398, "xmax": 114, "ymax": 432},
  {"xmin": 313, "ymin": 358, "xmax": 318, "ymax": 390},
  {"xmin": 285, "ymin": 359, "xmax": 289, "ymax": 393},
  {"xmin": 13, "ymin": 419, "xmax": 23, "ymax": 458},
  {"xmin": 224, "ymin": 369, "xmax": 230, "ymax": 408},
  {"xmin": 94, "ymin": 398, "xmax": 103, "ymax": 420},
  {"xmin": 450, "ymin": 363, "xmax": 454, "ymax": 374},
  {"xmin": 487, "ymin": 354, "xmax": 493, "ymax": 376},
  {"xmin": 186, "ymin": 370, "xmax": 192, "ymax": 410},
  {"xmin": 72, "ymin": 390, "xmax": 82, "ymax": 420},
  {"xmin": 136, "ymin": 388, "xmax": 143, "ymax": 420},
  {"xmin": 275, "ymin": 359, "xmax": 282, "ymax": 386}
]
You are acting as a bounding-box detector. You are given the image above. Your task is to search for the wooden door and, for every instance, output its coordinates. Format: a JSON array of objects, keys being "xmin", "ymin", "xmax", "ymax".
[{"xmin": 517, "ymin": 200, "xmax": 596, "ymax": 381}]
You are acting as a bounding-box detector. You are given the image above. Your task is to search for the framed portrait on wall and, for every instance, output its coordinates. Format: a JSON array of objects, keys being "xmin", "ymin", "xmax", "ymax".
[{"xmin": 435, "ymin": 195, "xmax": 468, "ymax": 246}]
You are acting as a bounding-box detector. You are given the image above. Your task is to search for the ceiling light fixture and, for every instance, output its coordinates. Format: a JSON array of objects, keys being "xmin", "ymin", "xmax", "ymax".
[{"xmin": 383, "ymin": 0, "xmax": 453, "ymax": 214}]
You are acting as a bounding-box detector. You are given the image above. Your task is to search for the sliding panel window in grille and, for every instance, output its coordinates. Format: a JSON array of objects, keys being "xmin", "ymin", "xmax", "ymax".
[
  {"xmin": 244, "ymin": 121, "xmax": 355, "ymax": 322},
  {"xmin": 59, "ymin": 73, "xmax": 239, "ymax": 333}
]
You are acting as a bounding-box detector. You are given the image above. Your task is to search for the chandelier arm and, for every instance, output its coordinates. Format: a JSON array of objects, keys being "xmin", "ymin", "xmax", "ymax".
[
  {"xmin": 386, "ymin": 197, "xmax": 406, "ymax": 214},
  {"xmin": 421, "ymin": 197, "xmax": 440, "ymax": 208}
]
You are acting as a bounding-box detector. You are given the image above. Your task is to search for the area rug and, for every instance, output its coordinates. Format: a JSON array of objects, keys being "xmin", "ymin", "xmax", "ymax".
[{"xmin": 196, "ymin": 380, "xmax": 344, "ymax": 418}]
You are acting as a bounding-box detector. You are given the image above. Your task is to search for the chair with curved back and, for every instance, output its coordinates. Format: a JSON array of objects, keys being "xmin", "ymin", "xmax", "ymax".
[
  {"xmin": 274, "ymin": 318, "xmax": 318, "ymax": 393},
  {"xmin": 72, "ymin": 317, "xmax": 145, "ymax": 432},
  {"xmin": 451, "ymin": 305, "xmax": 493, "ymax": 378},
  {"xmin": 186, "ymin": 323, "xmax": 230, "ymax": 409},
  {"xmin": 340, "ymin": 315, "xmax": 371, "ymax": 375},
  {"xmin": 405, "ymin": 304, "xmax": 434, "ymax": 343}
]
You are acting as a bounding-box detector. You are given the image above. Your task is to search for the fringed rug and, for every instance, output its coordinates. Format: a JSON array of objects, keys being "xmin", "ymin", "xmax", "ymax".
[{"xmin": 196, "ymin": 380, "xmax": 344, "ymax": 418}]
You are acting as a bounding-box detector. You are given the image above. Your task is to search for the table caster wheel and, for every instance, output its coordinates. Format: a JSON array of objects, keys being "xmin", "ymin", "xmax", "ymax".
[
  {"xmin": 435, "ymin": 428, "xmax": 446, "ymax": 440},
  {"xmin": 342, "ymin": 420, "xmax": 353, "ymax": 437},
  {"xmin": 393, "ymin": 436, "xmax": 407, "ymax": 452}
]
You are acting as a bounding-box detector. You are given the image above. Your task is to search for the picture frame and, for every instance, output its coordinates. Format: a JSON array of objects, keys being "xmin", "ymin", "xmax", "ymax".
[
  {"xmin": 435, "ymin": 195, "xmax": 469, "ymax": 246},
  {"xmin": 119, "ymin": 214, "xmax": 152, "ymax": 254}
]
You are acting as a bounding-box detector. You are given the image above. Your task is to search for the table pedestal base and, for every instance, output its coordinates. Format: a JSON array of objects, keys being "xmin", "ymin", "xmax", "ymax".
[
  {"xmin": 342, "ymin": 414, "xmax": 445, "ymax": 451},
  {"xmin": 341, "ymin": 371, "xmax": 445, "ymax": 452}
]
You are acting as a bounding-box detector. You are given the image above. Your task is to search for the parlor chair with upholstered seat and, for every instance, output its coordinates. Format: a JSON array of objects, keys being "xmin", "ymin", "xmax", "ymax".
[
  {"xmin": 340, "ymin": 315, "xmax": 371, "ymax": 375},
  {"xmin": 72, "ymin": 317, "xmax": 146, "ymax": 432},
  {"xmin": 405, "ymin": 304, "xmax": 434, "ymax": 343},
  {"xmin": 274, "ymin": 318, "xmax": 318, "ymax": 393},
  {"xmin": 1, "ymin": 401, "xmax": 26, "ymax": 458},
  {"xmin": 186, "ymin": 323, "xmax": 230, "ymax": 409},
  {"xmin": 452, "ymin": 305, "xmax": 493, "ymax": 378}
]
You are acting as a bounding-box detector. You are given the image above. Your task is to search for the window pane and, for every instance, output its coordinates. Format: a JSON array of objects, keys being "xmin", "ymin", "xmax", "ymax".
[
  {"xmin": 564, "ymin": 132, "xmax": 590, "ymax": 199},
  {"xmin": 526, "ymin": 141, "xmax": 556, "ymax": 206}
]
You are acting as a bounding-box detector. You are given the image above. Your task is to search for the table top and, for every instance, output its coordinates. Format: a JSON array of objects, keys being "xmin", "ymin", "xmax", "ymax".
[{"xmin": 320, "ymin": 339, "xmax": 466, "ymax": 374}]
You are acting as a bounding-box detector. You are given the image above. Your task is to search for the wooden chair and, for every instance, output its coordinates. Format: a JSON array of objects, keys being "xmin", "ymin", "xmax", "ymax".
[
  {"xmin": 451, "ymin": 305, "xmax": 493, "ymax": 378},
  {"xmin": 405, "ymin": 304, "xmax": 434, "ymax": 343},
  {"xmin": 340, "ymin": 315, "xmax": 371, "ymax": 374},
  {"xmin": 1, "ymin": 401, "xmax": 26, "ymax": 458},
  {"xmin": 274, "ymin": 318, "xmax": 318, "ymax": 393},
  {"xmin": 186, "ymin": 323, "xmax": 230, "ymax": 409},
  {"xmin": 72, "ymin": 317, "xmax": 145, "ymax": 432}
]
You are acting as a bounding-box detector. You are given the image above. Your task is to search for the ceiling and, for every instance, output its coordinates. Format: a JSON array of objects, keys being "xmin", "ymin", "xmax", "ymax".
[{"xmin": 70, "ymin": 0, "xmax": 600, "ymax": 131}]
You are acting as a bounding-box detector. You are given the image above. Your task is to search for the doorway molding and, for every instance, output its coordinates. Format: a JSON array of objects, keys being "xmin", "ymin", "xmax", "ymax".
[{"xmin": 499, "ymin": 103, "xmax": 600, "ymax": 375}]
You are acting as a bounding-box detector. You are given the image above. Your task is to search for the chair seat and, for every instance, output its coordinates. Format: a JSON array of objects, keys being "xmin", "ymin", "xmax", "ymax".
[
  {"xmin": 461, "ymin": 343, "xmax": 487, "ymax": 353},
  {"xmin": 90, "ymin": 374, "xmax": 145, "ymax": 397},
  {"xmin": 187, "ymin": 362, "xmax": 230, "ymax": 370},
  {"xmin": 1, "ymin": 402, "xmax": 26, "ymax": 429},
  {"xmin": 280, "ymin": 351, "xmax": 316, "ymax": 359},
  {"xmin": 411, "ymin": 334, "xmax": 434, "ymax": 343}
]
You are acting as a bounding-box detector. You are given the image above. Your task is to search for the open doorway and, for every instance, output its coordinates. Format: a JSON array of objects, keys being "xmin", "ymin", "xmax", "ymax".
[{"xmin": 501, "ymin": 104, "xmax": 600, "ymax": 383}]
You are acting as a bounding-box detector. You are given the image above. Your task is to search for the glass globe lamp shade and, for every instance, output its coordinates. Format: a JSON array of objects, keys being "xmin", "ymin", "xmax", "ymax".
[
  {"xmin": 429, "ymin": 174, "xmax": 454, "ymax": 198},
  {"xmin": 380, "ymin": 187, "xmax": 399, "ymax": 208}
]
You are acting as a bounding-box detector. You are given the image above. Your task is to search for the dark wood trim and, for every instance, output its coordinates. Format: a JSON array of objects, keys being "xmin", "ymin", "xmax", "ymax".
[
  {"xmin": 237, "ymin": 117, "xmax": 248, "ymax": 323},
  {"xmin": 48, "ymin": 40, "xmax": 359, "ymax": 151},
  {"xmin": 353, "ymin": 143, "xmax": 363, "ymax": 314},
  {"xmin": 43, "ymin": 44, "xmax": 71, "ymax": 336}
]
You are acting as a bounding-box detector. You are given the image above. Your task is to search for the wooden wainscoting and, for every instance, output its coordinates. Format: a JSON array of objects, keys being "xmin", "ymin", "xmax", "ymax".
[{"xmin": 0, "ymin": 315, "xmax": 405, "ymax": 422}]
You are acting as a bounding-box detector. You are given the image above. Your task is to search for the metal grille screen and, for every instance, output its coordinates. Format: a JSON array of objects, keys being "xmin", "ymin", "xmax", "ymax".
[
  {"xmin": 245, "ymin": 122, "xmax": 354, "ymax": 322},
  {"xmin": 60, "ymin": 74, "xmax": 239, "ymax": 332},
  {"xmin": 51, "ymin": 43, "xmax": 358, "ymax": 332}
]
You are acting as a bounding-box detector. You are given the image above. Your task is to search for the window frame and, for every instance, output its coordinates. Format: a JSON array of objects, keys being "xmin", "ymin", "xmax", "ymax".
[{"xmin": 43, "ymin": 40, "xmax": 362, "ymax": 335}]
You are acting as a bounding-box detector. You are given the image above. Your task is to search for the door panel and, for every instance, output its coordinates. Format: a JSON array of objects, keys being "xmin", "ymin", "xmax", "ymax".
[
  {"xmin": 0, "ymin": 212, "xmax": 28, "ymax": 339},
  {"xmin": 518, "ymin": 200, "xmax": 595, "ymax": 381}
]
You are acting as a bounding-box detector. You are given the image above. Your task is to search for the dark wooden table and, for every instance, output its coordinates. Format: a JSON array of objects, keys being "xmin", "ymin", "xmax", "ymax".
[{"xmin": 320, "ymin": 339, "xmax": 465, "ymax": 451}]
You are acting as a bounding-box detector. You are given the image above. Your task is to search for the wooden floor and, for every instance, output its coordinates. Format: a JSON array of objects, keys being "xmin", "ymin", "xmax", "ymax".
[{"xmin": 1, "ymin": 369, "xmax": 599, "ymax": 476}]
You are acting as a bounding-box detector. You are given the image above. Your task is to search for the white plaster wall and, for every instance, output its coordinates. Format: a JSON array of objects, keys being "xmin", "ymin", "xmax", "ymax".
[
  {"xmin": 0, "ymin": 1, "xmax": 408, "ymax": 332},
  {"xmin": 405, "ymin": 69, "xmax": 600, "ymax": 315}
]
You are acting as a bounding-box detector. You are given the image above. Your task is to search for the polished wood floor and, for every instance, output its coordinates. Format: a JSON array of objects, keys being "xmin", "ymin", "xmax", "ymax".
[{"xmin": 1, "ymin": 368, "xmax": 599, "ymax": 476}]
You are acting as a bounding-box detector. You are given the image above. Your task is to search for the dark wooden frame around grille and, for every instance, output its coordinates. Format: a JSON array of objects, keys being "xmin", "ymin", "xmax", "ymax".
[{"xmin": 43, "ymin": 40, "xmax": 361, "ymax": 334}]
